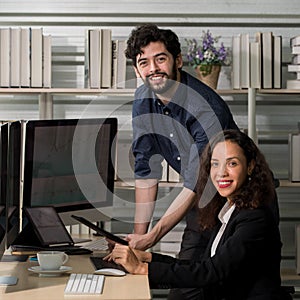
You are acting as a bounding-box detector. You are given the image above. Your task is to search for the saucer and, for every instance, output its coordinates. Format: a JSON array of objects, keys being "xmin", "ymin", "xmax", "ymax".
[{"xmin": 28, "ymin": 266, "xmax": 72, "ymax": 277}]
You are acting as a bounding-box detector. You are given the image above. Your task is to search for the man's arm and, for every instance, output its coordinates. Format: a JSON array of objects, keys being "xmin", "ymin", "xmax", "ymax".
[
  {"xmin": 133, "ymin": 179, "xmax": 159, "ymax": 235},
  {"xmin": 128, "ymin": 187, "xmax": 196, "ymax": 250}
]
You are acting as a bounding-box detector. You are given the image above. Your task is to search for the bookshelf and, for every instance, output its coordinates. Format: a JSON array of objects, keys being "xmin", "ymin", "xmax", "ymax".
[{"xmin": 1, "ymin": 0, "xmax": 300, "ymax": 270}]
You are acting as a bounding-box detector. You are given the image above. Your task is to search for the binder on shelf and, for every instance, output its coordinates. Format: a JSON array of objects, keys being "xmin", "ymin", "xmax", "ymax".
[
  {"xmin": 288, "ymin": 133, "xmax": 300, "ymax": 182},
  {"xmin": 261, "ymin": 31, "xmax": 273, "ymax": 89},
  {"xmin": 42, "ymin": 34, "xmax": 52, "ymax": 88},
  {"xmin": 112, "ymin": 39, "xmax": 127, "ymax": 89},
  {"xmin": 292, "ymin": 55, "xmax": 300, "ymax": 65},
  {"xmin": 292, "ymin": 45, "xmax": 300, "ymax": 55},
  {"xmin": 250, "ymin": 41, "xmax": 261, "ymax": 89},
  {"xmin": 10, "ymin": 27, "xmax": 21, "ymax": 87},
  {"xmin": 88, "ymin": 29, "xmax": 102, "ymax": 89},
  {"xmin": 116, "ymin": 40, "xmax": 127, "ymax": 89},
  {"xmin": 231, "ymin": 35, "xmax": 241, "ymax": 89},
  {"xmin": 296, "ymin": 224, "xmax": 300, "ymax": 275},
  {"xmin": 291, "ymin": 35, "xmax": 300, "ymax": 47},
  {"xmin": 240, "ymin": 33, "xmax": 250, "ymax": 88},
  {"xmin": 0, "ymin": 28, "xmax": 11, "ymax": 87},
  {"xmin": 20, "ymin": 27, "xmax": 30, "ymax": 87},
  {"xmin": 30, "ymin": 28, "xmax": 43, "ymax": 87},
  {"xmin": 288, "ymin": 64, "xmax": 300, "ymax": 72},
  {"xmin": 286, "ymin": 80, "xmax": 300, "ymax": 90},
  {"xmin": 101, "ymin": 29, "xmax": 112, "ymax": 88},
  {"xmin": 273, "ymin": 35, "xmax": 282, "ymax": 89},
  {"xmin": 112, "ymin": 39, "xmax": 118, "ymax": 89}
]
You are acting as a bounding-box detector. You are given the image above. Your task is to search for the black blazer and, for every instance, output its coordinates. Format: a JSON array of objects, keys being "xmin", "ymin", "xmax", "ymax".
[{"xmin": 148, "ymin": 206, "xmax": 282, "ymax": 300}]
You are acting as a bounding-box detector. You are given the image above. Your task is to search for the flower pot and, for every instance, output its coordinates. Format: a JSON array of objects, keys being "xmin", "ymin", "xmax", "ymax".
[{"xmin": 195, "ymin": 64, "xmax": 221, "ymax": 89}]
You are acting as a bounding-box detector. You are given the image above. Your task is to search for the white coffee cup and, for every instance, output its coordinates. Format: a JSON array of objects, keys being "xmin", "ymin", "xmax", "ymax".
[{"xmin": 37, "ymin": 251, "xmax": 68, "ymax": 270}]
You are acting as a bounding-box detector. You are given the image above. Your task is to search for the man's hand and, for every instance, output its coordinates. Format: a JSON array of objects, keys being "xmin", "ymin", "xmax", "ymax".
[{"xmin": 126, "ymin": 232, "xmax": 155, "ymax": 251}]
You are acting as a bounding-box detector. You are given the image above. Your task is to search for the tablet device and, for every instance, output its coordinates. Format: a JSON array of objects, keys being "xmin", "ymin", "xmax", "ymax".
[
  {"xmin": 24, "ymin": 206, "xmax": 74, "ymax": 247},
  {"xmin": 71, "ymin": 215, "xmax": 128, "ymax": 246}
]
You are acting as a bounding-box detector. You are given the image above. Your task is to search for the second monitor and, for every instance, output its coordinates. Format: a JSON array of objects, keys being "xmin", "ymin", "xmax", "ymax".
[{"xmin": 22, "ymin": 118, "xmax": 117, "ymax": 225}]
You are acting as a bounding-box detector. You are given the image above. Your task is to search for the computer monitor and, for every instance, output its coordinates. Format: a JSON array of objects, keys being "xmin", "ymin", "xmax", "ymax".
[
  {"xmin": 0, "ymin": 123, "xmax": 9, "ymax": 257},
  {"xmin": 6, "ymin": 121, "xmax": 23, "ymax": 247},
  {"xmin": 22, "ymin": 118, "xmax": 117, "ymax": 225},
  {"xmin": 0, "ymin": 122, "xmax": 18, "ymax": 285}
]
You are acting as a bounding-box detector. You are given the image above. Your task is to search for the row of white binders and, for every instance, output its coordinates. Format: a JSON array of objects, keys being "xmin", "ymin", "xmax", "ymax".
[
  {"xmin": 231, "ymin": 32, "xmax": 282, "ymax": 89},
  {"xmin": 0, "ymin": 27, "xmax": 51, "ymax": 88},
  {"xmin": 84, "ymin": 28, "xmax": 127, "ymax": 89}
]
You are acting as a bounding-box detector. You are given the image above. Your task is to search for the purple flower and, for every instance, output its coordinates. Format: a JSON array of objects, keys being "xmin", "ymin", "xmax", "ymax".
[{"xmin": 185, "ymin": 30, "xmax": 228, "ymax": 69}]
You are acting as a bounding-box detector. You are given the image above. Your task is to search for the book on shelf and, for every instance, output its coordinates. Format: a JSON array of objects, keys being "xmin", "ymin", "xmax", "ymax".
[
  {"xmin": 20, "ymin": 27, "xmax": 30, "ymax": 87},
  {"xmin": 273, "ymin": 35, "xmax": 282, "ymax": 89},
  {"xmin": 111, "ymin": 39, "xmax": 118, "ymax": 89},
  {"xmin": 0, "ymin": 28, "xmax": 11, "ymax": 87},
  {"xmin": 297, "ymin": 72, "xmax": 300, "ymax": 80},
  {"xmin": 30, "ymin": 28, "xmax": 43, "ymax": 87},
  {"xmin": 116, "ymin": 40, "xmax": 127, "ymax": 89},
  {"xmin": 288, "ymin": 64, "xmax": 300, "ymax": 72},
  {"xmin": 101, "ymin": 29, "xmax": 112, "ymax": 88},
  {"xmin": 261, "ymin": 31, "xmax": 273, "ymax": 89},
  {"xmin": 296, "ymin": 225, "xmax": 300, "ymax": 275},
  {"xmin": 288, "ymin": 133, "xmax": 300, "ymax": 181},
  {"xmin": 42, "ymin": 34, "xmax": 52, "ymax": 88},
  {"xmin": 88, "ymin": 29, "xmax": 102, "ymax": 89},
  {"xmin": 250, "ymin": 41, "xmax": 261, "ymax": 88},
  {"xmin": 231, "ymin": 35, "xmax": 241, "ymax": 89},
  {"xmin": 112, "ymin": 39, "xmax": 127, "ymax": 89},
  {"xmin": 291, "ymin": 35, "xmax": 300, "ymax": 47},
  {"xmin": 286, "ymin": 79, "xmax": 300, "ymax": 90},
  {"xmin": 292, "ymin": 55, "xmax": 300, "ymax": 65},
  {"xmin": 240, "ymin": 33, "xmax": 250, "ymax": 88},
  {"xmin": 292, "ymin": 45, "xmax": 300, "ymax": 55},
  {"xmin": 10, "ymin": 27, "xmax": 21, "ymax": 87}
]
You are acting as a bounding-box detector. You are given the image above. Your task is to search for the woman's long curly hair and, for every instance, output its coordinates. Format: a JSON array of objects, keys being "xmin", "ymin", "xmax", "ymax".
[{"xmin": 196, "ymin": 130, "xmax": 276, "ymax": 230}]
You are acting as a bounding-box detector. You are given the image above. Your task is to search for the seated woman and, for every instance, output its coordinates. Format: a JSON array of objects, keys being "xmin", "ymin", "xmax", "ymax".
[{"xmin": 110, "ymin": 129, "xmax": 282, "ymax": 300}]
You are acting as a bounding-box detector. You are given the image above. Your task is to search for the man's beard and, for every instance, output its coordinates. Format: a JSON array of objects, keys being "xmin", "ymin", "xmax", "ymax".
[{"xmin": 144, "ymin": 65, "xmax": 178, "ymax": 94}]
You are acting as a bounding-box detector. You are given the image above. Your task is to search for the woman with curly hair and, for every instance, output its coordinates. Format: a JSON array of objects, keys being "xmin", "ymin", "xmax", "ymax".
[{"xmin": 109, "ymin": 130, "xmax": 283, "ymax": 299}]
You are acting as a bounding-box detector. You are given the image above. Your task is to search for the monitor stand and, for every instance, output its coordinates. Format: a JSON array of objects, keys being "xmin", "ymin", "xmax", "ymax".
[{"xmin": 0, "ymin": 276, "xmax": 18, "ymax": 286}]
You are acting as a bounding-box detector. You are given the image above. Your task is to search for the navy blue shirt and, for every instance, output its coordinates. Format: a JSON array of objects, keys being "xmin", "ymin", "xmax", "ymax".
[{"xmin": 132, "ymin": 70, "xmax": 238, "ymax": 192}]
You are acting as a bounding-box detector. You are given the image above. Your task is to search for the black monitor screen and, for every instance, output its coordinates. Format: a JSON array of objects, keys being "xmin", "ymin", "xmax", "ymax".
[
  {"xmin": 0, "ymin": 123, "xmax": 9, "ymax": 257},
  {"xmin": 22, "ymin": 118, "xmax": 117, "ymax": 224}
]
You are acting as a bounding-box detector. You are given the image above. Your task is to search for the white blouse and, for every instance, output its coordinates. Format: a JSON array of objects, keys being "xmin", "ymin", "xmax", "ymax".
[{"xmin": 210, "ymin": 201, "xmax": 236, "ymax": 257}]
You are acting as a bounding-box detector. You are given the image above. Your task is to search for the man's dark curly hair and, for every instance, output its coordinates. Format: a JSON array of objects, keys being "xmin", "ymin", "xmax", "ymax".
[
  {"xmin": 125, "ymin": 24, "xmax": 181, "ymax": 67},
  {"xmin": 196, "ymin": 129, "xmax": 276, "ymax": 230}
]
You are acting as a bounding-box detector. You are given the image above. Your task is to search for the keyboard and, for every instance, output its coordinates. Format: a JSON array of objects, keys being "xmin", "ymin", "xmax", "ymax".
[
  {"xmin": 80, "ymin": 238, "xmax": 109, "ymax": 251},
  {"xmin": 64, "ymin": 273, "xmax": 105, "ymax": 295}
]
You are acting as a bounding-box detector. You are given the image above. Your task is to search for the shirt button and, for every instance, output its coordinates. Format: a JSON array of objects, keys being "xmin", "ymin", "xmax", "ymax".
[
  {"xmin": 165, "ymin": 111, "xmax": 169, "ymax": 115},
  {"xmin": 170, "ymin": 133, "xmax": 173, "ymax": 138},
  {"xmin": 177, "ymin": 156, "xmax": 181, "ymax": 161}
]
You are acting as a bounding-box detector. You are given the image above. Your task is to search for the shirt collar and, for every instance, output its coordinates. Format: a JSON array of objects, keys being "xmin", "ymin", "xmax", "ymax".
[{"xmin": 218, "ymin": 201, "xmax": 236, "ymax": 225}]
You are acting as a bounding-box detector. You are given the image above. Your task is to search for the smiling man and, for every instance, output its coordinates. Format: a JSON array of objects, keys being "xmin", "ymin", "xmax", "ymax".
[{"xmin": 124, "ymin": 24, "xmax": 239, "ymax": 300}]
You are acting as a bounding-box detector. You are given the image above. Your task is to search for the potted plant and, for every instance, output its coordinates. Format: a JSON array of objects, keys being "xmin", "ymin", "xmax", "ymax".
[{"xmin": 185, "ymin": 30, "xmax": 228, "ymax": 89}]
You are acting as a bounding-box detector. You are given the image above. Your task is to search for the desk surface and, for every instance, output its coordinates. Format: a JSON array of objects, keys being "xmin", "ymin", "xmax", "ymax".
[{"xmin": 0, "ymin": 254, "xmax": 151, "ymax": 300}]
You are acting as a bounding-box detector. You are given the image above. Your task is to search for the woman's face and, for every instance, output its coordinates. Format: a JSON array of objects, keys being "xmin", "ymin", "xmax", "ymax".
[{"xmin": 210, "ymin": 140, "xmax": 254, "ymax": 200}]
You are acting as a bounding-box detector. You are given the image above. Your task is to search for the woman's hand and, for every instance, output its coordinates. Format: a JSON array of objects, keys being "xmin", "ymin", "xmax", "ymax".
[{"xmin": 111, "ymin": 244, "xmax": 149, "ymax": 275}]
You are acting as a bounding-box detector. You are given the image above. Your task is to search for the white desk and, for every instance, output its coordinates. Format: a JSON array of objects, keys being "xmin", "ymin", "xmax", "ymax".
[{"xmin": 0, "ymin": 254, "xmax": 151, "ymax": 300}]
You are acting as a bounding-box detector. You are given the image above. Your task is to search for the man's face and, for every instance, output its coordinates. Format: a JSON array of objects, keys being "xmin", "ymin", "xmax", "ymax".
[{"xmin": 134, "ymin": 41, "xmax": 183, "ymax": 94}]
